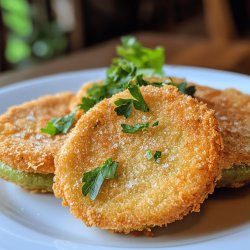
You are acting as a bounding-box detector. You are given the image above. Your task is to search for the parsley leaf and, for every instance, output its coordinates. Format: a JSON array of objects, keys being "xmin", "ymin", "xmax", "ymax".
[
  {"xmin": 168, "ymin": 81, "xmax": 196, "ymax": 97},
  {"xmin": 121, "ymin": 122, "xmax": 149, "ymax": 133},
  {"xmin": 151, "ymin": 81, "xmax": 164, "ymax": 88},
  {"xmin": 78, "ymin": 97, "xmax": 96, "ymax": 112},
  {"xmin": 41, "ymin": 110, "xmax": 76, "ymax": 135},
  {"xmin": 146, "ymin": 150, "xmax": 153, "ymax": 160},
  {"xmin": 183, "ymin": 85, "xmax": 196, "ymax": 97},
  {"xmin": 114, "ymin": 99, "xmax": 133, "ymax": 118},
  {"xmin": 154, "ymin": 151, "xmax": 162, "ymax": 163},
  {"xmin": 128, "ymin": 85, "xmax": 149, "ymax": 112},
  {"xmin": 152, "ymin": 121, "xmax": 159, "ymax": 127},
  {"xmin": 133, "ymin": 74, "xmax": 149, "ymax": 86},
  {"xmin": 117, "ymin": 35, "xmax": 165, "ymax": 75},
  {"xmin": 82, "ymin": 158, "xmax": 118, "ymax": 200},
  {"xmin": 114, "ymin": 85, "xmax": 149, "ymax": 117},
  {"xmin": 85, "ymin": 59, "xmax": 138, "ymax": 104},
  {"xmin": 40, "ymin": 121, "xmax": 57, "ymax": 135}
]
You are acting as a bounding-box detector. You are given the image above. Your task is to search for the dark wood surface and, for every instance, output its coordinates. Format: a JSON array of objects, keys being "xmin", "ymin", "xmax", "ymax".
[{"xmin": 0, "ymin": 32, "xmax": 249, "ymax": 87}]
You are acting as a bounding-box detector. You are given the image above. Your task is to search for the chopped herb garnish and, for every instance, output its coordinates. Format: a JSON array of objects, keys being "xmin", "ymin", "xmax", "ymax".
[
  {"xmin": 114, "ymin": 99, "xmax": 133, "ymax": 118},
  {"xmin": 114, "ymin": 85, "xmax": 149, "ymax": 118},
  {"xmin": 168, "ymin": 81, "xmax": 196, "ymax": 97},
  {"xmin": 121, "ymin": 122, "xmax": 149, "ymax": 133},
  {"xmin": 154, "ymin": 151, "xmax": 162, "ymax": 163},
  {"xmin": 133, "ymin": 74, "xmax": 149, "ymax": 86},
  {"xmin": 82, "ymin": 158, "xmax": 118, "ymax": 200},
  {"xmin": 117, "ymin": 35, "xmax": 165, "ymax": 75},
  {"xmin": 78, "ymin": 97, "xmax": 96, "ymax": 112},
  {"xmin": 175, "ymin": 82, "xmax": 196, "ymax": 97},
  {"xmin": 152, "ymin": 121, "xmax": 159, "ymax": 127},
  {"xmin": 121, "ymin": 120, "xmax": 158, "ymax": 133},
  {"xmin": 146, "ymin": 150, "xmax": 153, "ymax": 160},
  {"xmin": 41, "ymin": 110, "xmax": 76, "ymax": 135},
  {"xmin": 42, "ymin": 36, "xmax": 197, "ymax": 136},
  {"xmin": 183, "ymin": 85, "xmax": 196, "ymax": 97},
  {"xmin": 151, "ymin": 81, "xmax": 164, "ymax": 88},
  {"xmin": 146, "ymin": 150, "xmax": 162, "ymax": 163},
  {"xmin": 128, "ymin": 85, "xmax": 149, "ymax": 112}
]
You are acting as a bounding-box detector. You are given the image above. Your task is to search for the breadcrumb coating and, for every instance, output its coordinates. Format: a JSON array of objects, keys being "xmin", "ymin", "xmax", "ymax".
[
  {"xmin": 0, "ymin": 92, "xmax": 74, "ymax": 174},
  {"xmin": 71, "ymin": 77, "xmax": 250, "ymax": 173},
  {"xmin": 194, "ymin": 85, "xmax": 250, "ymax": 171},
  {"xmin": 54, "ymin": 85, "xmax": 222, "ymax": 233}
]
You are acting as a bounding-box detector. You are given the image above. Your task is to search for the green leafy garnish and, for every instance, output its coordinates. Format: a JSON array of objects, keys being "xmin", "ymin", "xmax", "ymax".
[
  {"xmin": 128, "ymin": 85, "xmax": 149, "ymax": 112},
  {"xmin": 154, "ymin": 151, "xmax": 162, "ymax": 163},
  {"xmin": 168, "ymin": 80, "xmax": 196, "ymax": 97},
  {"xmin": 114, "ymin": 99, "xmax": 133, "ymax": 118},
  {"xmin": 175, "ymin": 82, "xmax": 196, "ymax": 97},
  {"xmin": 41, "ymin": 110, "xmax": 76, "ymax": 135},
  {"xmin": 146, "ymin": 150, "xmax": 153, "ymax": 160},
  {"xmin": 114, "ymin": 85, "xmax": 149, "ymax": 118},
  {"xmin": 146, "ymin": 150, "xmax": 162, "ymax": 163},
  {"xmin": 82, "ymin": 158, "xmax": 118, "ymax": 200},
  {"xmin": 133, "ymin": 74, "xmax": 149, "ymax": 86},
  {"xmin": 121, "ymin": 122, "xmax": 149, "ymax": 133},
  {"xmin": 78, "ymin": 97, "xmax": 96, "ymax": 112},
  {"xmin": 121, "ymin": 120, "xmax": 159, "ymax": 133},
  {"xmin": 117, "ymin": 35, "xmax": 165, "ymax": 75},
  {"xmin": 152, "ymin": 121, "xmax": 159, "ymax": 127}
]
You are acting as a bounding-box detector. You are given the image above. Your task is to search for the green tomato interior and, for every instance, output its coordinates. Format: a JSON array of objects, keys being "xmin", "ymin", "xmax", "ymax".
[
  {"xmin": 218, "ymin": 164, "xmax": 250, "ymax": 188},
  {"xmin": 0, "ymin": 162, "xmax": 250, "ymax": 192},
  {"xmin": 0, "ymin": 162, "xmax": 53, "ymax": 192}
]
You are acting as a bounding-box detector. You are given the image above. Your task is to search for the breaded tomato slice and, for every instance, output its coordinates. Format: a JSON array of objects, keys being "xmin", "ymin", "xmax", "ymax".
[
  {"xmin": 54, "ymin": 85, "xmax": 222, "ymax": 233},
  {"xmin": 195, "ymin": 86, "xmax": 250, "ymax": 188},
  {"xmin": 71, "ymin": 79, "xmax": 250, "ymax": 188},
  {"xmin": 0, "ymin": 92, "xmax": 74, "ymax": 191}
]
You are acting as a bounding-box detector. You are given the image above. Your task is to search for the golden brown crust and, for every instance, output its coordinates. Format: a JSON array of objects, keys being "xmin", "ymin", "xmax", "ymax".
[
  {"xmin": 71, "ymin": 78, "xmax": 250, "ymax": 171},
  {"xmin": 71, "ymin": 78, "xmax": 250, "ymax": 172},
  {"xmin": 54, "ymin": 85, "xmax": 222, "ymax": 233},
  {"xmin": 194, "ymin": 86, "xmax": 250, "ymax": 170},
  {"xmin": 0, "ymin": 92, "xmax": 74, "ymax": 174}
]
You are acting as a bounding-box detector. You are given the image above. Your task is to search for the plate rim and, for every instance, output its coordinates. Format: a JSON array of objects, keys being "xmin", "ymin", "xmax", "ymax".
[{"xmin": 0, "ymin": 65, "xmax": 249, "ymax": 94}]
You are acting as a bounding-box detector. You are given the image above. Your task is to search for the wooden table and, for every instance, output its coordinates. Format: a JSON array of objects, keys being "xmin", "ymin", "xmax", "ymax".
[{"xmin": 0, "ymin": 32, "xmax": 250, "ymax": 87}]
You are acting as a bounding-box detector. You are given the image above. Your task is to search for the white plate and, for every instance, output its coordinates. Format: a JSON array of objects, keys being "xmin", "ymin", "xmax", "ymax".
[{"xmin": 0, "ymin": 66, "xmax": 249, "ymax": 250}]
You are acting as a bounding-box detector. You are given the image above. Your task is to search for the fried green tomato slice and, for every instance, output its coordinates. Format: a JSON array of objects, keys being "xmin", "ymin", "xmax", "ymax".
[
  {"xmin": 217, "ymin": 164, "xmax": 250, "ymax": 188},
  {"xmin": 70, "ymin": 79, "xmax": 250, "ymax": 188},
  {"xmin": 0, "ymin": 162, "xmax": 53, "ymax": 192},
  {"xmin": 195, "ymin": 86, "xmax": 250, "ymax": 170},
  {"xmin": 0, "ymin": 92, "xmax": 74, "ymax": 192},
  {"xmin": 54, "ymin": 85, "xmax": 223, "ymax": 233}
]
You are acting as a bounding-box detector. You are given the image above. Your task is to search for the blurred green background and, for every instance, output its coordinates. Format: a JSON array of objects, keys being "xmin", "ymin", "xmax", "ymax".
[
  {"xmin": 0, "ymin": 0, "xmax": 249, "ymax": 72},
  {"xmin": 0, "ymin": 0, "xmax": 66, "ymax": 69}
]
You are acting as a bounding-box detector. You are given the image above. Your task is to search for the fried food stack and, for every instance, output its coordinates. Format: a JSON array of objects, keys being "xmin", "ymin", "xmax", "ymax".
[{"xmin": 0, "ymin": 36, "xmax": 249, "ymax": 233}]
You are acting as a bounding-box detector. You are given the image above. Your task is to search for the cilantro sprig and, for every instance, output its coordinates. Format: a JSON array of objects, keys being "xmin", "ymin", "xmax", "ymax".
[
  {"xmin": 82, "ymin": 158, "xmax": 118, "ymax": 200},
  {"xmin": 41, "ymin": 110, "xmax": 76, "ymax": 135}
]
